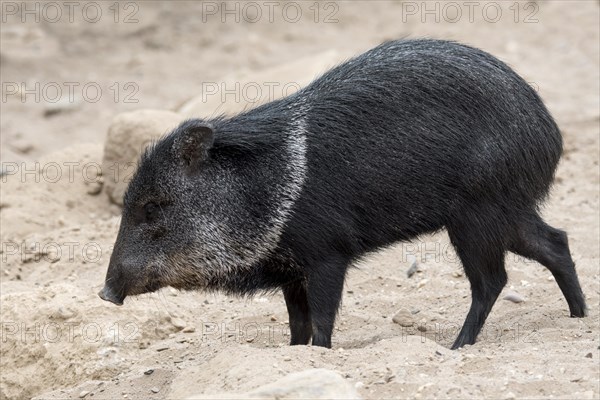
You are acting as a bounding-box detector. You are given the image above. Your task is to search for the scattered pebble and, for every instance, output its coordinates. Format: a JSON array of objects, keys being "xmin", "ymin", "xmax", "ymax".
[
  {"xmin": 182, "ymin": 326, "xmax": 196, "ymax": 333},
  {"xmin": 85, "ymin": 180, "xmax": 103, "ymax": 195},
  {"xmin": 79, "ymin": 390, "xmax": 90, "ymax": 398},
  {"xmin": 144, "ymin": 369, "xmax": 154, "ymax": 375},
  {"xmin": 283, "ymin": 356, "xmax": 291, "ymax": 361},
  {"xmin": 171, "ymin": 318, "xmax": 186, "ymax": 330},
  {"xmin": 392, "ymin": 308, "xmax": 414, "ymax": 327},
  {"xmin": 406, "ymin": 258, "xmax": 419, "ymax": 278},
  {"xmin": 44, "ymin": 97, "xmax": 82, "ymax": 117},
  {"xmin": 55, "ymin": 307, "xmax": 76, "ymax": 319},
  {"xmin": 9, "ymin": 139, "xmax": 35, "ymax": 154},
  {"xmin": 270, "ymin": 315, "xmax": 277, "ymax": 321},
  {"xmin": 150, "ymin": 387, "xmax": 160, "ymax": 394},
  {"xmin": 417, "ymin": 383, "xmax": 433, "ymax": 392},
  {"xmin": 585, "ymin": 352, "xmax": 593, "ymax": 358},
  {"xmin": 503, "ymin": 291, "xmax": 525, "ymax": 303}
]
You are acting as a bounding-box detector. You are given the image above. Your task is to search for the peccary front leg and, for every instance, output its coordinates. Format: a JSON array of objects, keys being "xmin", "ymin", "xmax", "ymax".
[
  {"xmin": 282, "ymin": 281, "xmax": 312, "ymax": 345},
  {"xmin": 305, "ymin": 257, "xmax": 348, "ymax": 348}
]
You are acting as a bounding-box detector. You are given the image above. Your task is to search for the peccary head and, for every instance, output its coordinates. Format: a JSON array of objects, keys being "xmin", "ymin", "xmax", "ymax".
[{"xmin": 98, "ymin": 116, "xmax": 306, "ymax": 305}]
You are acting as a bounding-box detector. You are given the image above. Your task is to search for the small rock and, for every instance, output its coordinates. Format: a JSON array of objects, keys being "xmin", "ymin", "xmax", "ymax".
[
  {"xmin": 284, "ymin": 356, "xmax": 291, "ymax": 361},
  {"xmin": 417, "ymin": 383, "xmax": 432, "ymax": 393},
  {"xmin": 270, "ymin": 315, "xmax": 277, "ymax": 322},
  {"xmin": 452, "ymin": 271, "xmax": 463, "ymax": 278},
  {"xmin": 207, "ymin": 369, "xmax": 361, "ymax": 399},
  {"xmin": 585, "ymin": 352, "xmax": 593, "ymax": 358},
  {"xmin": 102, "ymin": 109, "xmax": 184, "ymax": 205},
  {"xmin": 417, "ymin": 279, "xmax": 428, "ymax": 289},
  {"xmin": 55, "ymin": 307, "xmax": 76, "ymax": 320},
  {"xmin": 44, "ymin": 97, "xmax": 82, "ymax": 117},
  {"xmin": 392, "ymin": 308, "xmax": 414, "ymax": 327},
  {"xmin": 9, "ymin": 139, "xmax": 35, "ymax": 154},
  {"xmin": 79, "ymin": 391, "xmax": 90, "ymax": 398},
  {"xmin": 171, "ymin": 318, "xmax": 186, "ymax": 330},
  {"xmin": 150, "ymin": 387, "xmax": 160, "ymax": 394},
  {"xmin": 85, "ymin": 180, "xmax": 103, "ymax": 195},
  {"xmin": 406, "ymin": 257, "xmax": 419, "ymax": 278},
  {"xmin": 182, "ymin": 326, "xmax": 196, "ymax": 333},
  {"xmin": 503, "ymin": 291, "xmax": 525, "ymax": 303},
  {"xmin": 144, "ymin": 369, "xmax": 154, "ymax": 375},
  {"xmin": 504, "ymin": 391, "xmax": 516, "ymax": 400}
]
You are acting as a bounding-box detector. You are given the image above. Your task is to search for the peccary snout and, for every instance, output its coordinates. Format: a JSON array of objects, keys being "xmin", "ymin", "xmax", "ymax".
[
  {"xmin": 98, "ymin": 284, "xmax": 124, "ymax": 306},
  {"xmin": 98, "ymin": 259, "xmax": 128, "ymax": 305}
]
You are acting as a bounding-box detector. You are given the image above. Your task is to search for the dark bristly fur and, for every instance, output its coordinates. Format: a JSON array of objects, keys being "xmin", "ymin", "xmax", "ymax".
[{"xmin": 99, "ymin": 39, "xmax": 587, "ymax": 350}]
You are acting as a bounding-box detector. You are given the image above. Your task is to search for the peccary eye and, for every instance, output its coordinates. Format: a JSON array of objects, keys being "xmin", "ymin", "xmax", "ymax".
[{"xmin": 143, "ymin": 202, "xmax": 160, "ymax": 222}]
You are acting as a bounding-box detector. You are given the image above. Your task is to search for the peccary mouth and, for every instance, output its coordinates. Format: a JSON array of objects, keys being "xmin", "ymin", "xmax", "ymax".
[
  {"xmin": 98, "ymin": 285, "xmax": 125, "ymax": 306},
  {"xmin": 98, "ymin": 274, "xmax": 163, "ymax": 306}
]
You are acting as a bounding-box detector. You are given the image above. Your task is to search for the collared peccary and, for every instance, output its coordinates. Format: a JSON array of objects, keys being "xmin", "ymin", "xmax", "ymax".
[{"xmin": 99, "ymin": 39, "xmax": 587, "ymax": 349}]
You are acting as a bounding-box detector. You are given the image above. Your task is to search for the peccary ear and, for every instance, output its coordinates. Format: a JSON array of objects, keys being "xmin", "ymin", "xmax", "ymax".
[{"xmin": 173, "ymin": 121, "xmax": 214, "ymax": 171}]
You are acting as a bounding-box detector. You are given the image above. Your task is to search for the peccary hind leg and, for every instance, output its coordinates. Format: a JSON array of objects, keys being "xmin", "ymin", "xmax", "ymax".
[
  {"xmin": 282, "ymin": 281, "xmax": 312, "ymax": 345},
  {"xmin": 508, "ymin": 213, "xmax": 587, "ymax": 317},
  {"xmin": 448, "ymin": 218, "xmax": 508, "ymax": 350}
]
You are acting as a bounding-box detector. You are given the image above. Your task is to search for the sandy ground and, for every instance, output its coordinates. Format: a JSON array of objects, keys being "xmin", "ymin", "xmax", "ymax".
[{"xmin": 1, "ymin": 1, "xmax": 599, "ymax": 399}]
